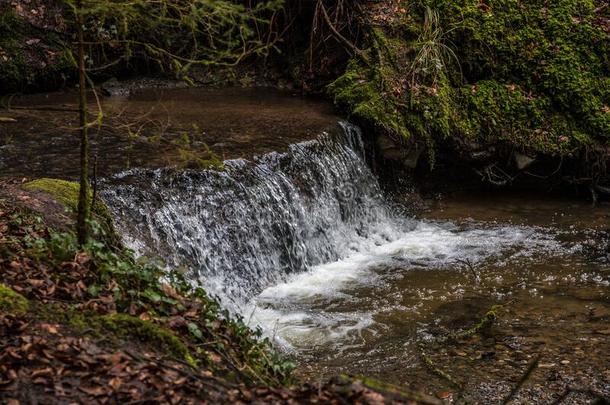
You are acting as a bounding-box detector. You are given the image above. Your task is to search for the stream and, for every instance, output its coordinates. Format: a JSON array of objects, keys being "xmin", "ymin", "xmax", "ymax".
[{"xmin": 4, "ymin": 88, "xmax": 609, "ymax": 403}]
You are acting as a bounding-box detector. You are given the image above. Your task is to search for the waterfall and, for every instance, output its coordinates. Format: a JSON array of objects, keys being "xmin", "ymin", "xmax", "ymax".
[
  {"xmin": 101, "ymin": 121, "xmax": 561, "ymax": 349},
  {"xmin": 101, "ymin": 123, "xmax": 397, "ymax": 304}
]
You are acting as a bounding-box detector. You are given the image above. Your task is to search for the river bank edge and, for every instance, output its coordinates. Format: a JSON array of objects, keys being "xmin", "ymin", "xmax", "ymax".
[{"xmin": 0, "ymin": 178, "xmax": 446, "ymax": 403}]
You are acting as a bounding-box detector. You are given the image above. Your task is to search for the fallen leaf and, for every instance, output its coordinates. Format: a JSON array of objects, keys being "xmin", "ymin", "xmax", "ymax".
[
  {"xmin": 108, "ymin": 377, "xmax": 122, "ymax": 391},
  {"xmin": 438, "ymin": 391, "xmax": 453, "ymax": 399},
  {"xmin": 40, "ymin": 323, "xmax": 58, "ymax": 334},
  {"xmin": 27, "ymin": 279, "xmax": 44, "ymax": 287},
  {"xmin": 139, "ymin": 312, "xmax": 152, "ymax": 321},
  {"xmin": 30, "ymin": 367, "xmax": 53, "ymax": 378},
  {"xmin": 79, "ymin": 385, "xmax": 106, "ymax": 396},
  {"xmin": 162, "ymin": 283, "xmax": 181, "ymax": 300}
]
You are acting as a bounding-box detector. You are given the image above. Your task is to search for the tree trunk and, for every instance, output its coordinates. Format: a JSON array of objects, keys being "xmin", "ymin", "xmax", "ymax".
[{"xmin": 76, "ymin": 0, "xmax": 90, "ymax": 245}]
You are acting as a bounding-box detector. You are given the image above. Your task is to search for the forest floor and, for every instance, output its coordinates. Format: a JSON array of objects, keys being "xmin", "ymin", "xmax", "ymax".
[{"xmin": 0, "ymin": 179, "xmax": 443, "ymax": 404}]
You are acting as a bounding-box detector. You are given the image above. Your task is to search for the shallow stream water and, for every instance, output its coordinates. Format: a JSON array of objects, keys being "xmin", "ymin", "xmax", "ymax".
[
  {"xmin": 293, "ymin": 193, "xmax": 610, "ymax": 403},
  {"xmin": 0, "ymin": 87, "xmax": 337, "ymax": 178}
]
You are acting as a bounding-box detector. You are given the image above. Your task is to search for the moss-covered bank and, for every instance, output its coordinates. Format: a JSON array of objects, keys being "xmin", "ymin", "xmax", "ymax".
[
  {"xmin": 0, "ymin": 185, "xmax": 295, "ymax": 390},
  {"xmin": 328, "ymin": 0, "xmax": 610, "ymax": 188},
  {"xmin": 23, "ymin": 178, "xmax": 120, "ymax": 247}
]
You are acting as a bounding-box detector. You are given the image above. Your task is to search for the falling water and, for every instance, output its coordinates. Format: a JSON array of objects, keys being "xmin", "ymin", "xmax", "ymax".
[{"xmin": 101, "ymin": 122, "xmax": 562, "ymax": 349}]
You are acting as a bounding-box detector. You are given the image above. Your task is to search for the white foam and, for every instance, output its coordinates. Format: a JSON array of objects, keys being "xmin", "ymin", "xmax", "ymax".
[
  {"xmin": 243, "ymin": 220, "xmax": 562, "ymax": 350},
  {"xmin": 245, "ymin": 305, "xmax": 374, "ymax": 350},
  {"xmin": 256, "ymin": 221, "xmax": 557, "ymax": 300}
]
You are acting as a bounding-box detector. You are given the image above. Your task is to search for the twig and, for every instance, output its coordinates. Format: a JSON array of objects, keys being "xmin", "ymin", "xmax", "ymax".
[
  {"xmin": 456, "ymin": 258, "xmax": 478, "ymax": 283},
  {"xmin": 317, "ymin": 0, "xmax": 369, "ymax": 65},
  {"xmin": 2, "ymin": 105, "xmax": 80, "ymax": 113},
  {"xmin": 344, "ymin": 375, "xmax": 444, "ymax": 405},
  {"xmin": 420, "ymin": 350, "xmax": 462, "ymax": 389},
  {"xmin": 91, "ymin": 154, "xmax": 98, "ymax": 211}
]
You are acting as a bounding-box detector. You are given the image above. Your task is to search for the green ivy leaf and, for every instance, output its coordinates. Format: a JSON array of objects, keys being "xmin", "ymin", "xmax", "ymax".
[
  {"xmin": 187, "ymin": 322, "xmax": 203, "ymax": 340},
  {"xmin": 87, "ymin": 284, "xmax": 101, "ymax": 298}
]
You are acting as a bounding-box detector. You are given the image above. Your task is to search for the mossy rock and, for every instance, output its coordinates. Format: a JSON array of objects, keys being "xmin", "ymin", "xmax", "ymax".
[
  {"xmin": 100, "ymin": 313, "xmax": 197, "ymax": 367},
  {"xmin": 336, "ymin": 374, "xmax": 442, "ymax": 403},
  {"xmin": 22, "ymin": 178, "xmax": 120, "ymax": 247},
  {"xmin": 0, "ymin": 283, "xmax": 29, "ymax": 315},
  {"xmin": 33, "ymin": 305, "xmax": 197, "ymax": 367},
  {"xmin": 23, "ymin": 178, "xmax": 85, "ymax": 210},
  {"xmin": 330, "ymin": 0, "xmax": 610, "ymax": 168}
]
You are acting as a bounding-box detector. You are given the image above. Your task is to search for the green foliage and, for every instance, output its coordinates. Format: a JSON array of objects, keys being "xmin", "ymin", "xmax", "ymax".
[
  {"xmin": 0, "ymin": 283, "xmax": 29, "ymax": 315},
  {"xmin": 171, "ymin": 133, "xmax": 225, "ymax": 170},
  {"xmin": 1, "ymin": 0, "xmax": 283, "ymax": 89},
  {"xmin": 0, "ymin": 200, "xmax": 294, "ymax": 386},
  {"xmin": 176, "ymin": 284, "xmax": 296, "ymax": 384},
  {"xmin": 330, "ymin": 0, "xmax": 610, "ymax": 163},
  {"xmin": 20, "ymin": 218, "xmax": 294, "ymax": 385},
  {"xmin": 63, "ymin": 0, "xmax": 283, "ymax": 77},
  {"xmin": 24, "ymin": 224, "xmax": 178, "ymax": 313}
]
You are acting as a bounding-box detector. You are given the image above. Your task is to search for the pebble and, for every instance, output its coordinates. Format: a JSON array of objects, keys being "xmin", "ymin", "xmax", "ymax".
[{"xmin": 560, "ymin": 360, "xmax": 570, "ymax": 365}]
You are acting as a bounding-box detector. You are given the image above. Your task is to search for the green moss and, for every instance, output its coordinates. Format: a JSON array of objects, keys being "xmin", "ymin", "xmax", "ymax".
[
  {"xmin": 100, "ymin": 313, "xmax": 197, "ymax": 367},
  {"xmin": 329, "ymin": 52, "xmax": 411, "ymax": 141},
  {"xmin": 23, "ymin": 178, "xmax": 120, "ymax": 246},
  {"xmin": 454, "ymin": 304, "xmax": 503, "ymax": 340},
  {"xmin": 0, "ymin": 283, "xmax": 29, "ymax": 315},
  {"xmin": 32, "ymin": 304, "xmax": 197, "ymax": 367},
  {"xmin": 329, "ymin": 15, "xmax": 461, "ymax": 166},
  {"xmin": 330, "ymin": 0, "xmax": 610, "ymax": 165},
  {"xmin": 23, "ymin": 178, "xmax": 83, "ymax": 210},
  {"xmin": 437, "ymin": 0, "xmax": 608, "ymax": 148}
]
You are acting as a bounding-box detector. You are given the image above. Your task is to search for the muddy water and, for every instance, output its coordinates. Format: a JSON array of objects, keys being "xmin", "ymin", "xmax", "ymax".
[
  {"xmin": 291, "ymin": 192, "xmax": 610, "ymax": 403},
  {"xmin": 0, "ymin": 87, "xmax": 338, "ymax": 179}
]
